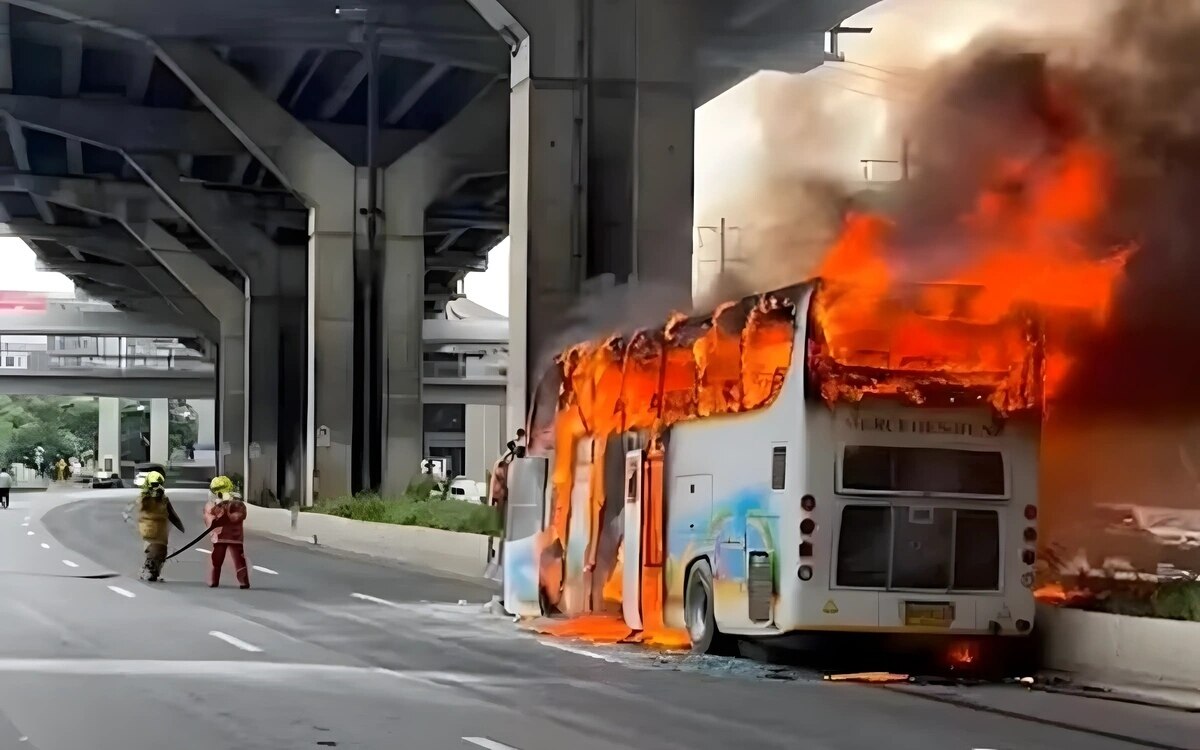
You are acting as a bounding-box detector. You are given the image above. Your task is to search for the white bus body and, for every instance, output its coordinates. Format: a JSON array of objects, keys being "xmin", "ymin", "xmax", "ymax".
[
  {"xmin": 661, "ymin": 287, "xmax": 1039, "ymax": 645},
  {"xmin": 504, "ymin": 283, "xmax": 1041, "ymax": 651}
]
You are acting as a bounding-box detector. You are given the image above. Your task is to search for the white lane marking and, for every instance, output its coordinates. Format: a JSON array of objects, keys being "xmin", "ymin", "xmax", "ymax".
[
  {"xmin": 107, "ymin": 586, "xmax": 135, "ymax": 599},
  {"xmin": 351, "ymin": 592, "xmax": 398, "ymax": 607},
  {"xmin": 208, "ymin": 631, "xmax": 262, "ymax": 653},
  {"xmin": 61, "ymin": 560, "xmax": 78, "ymax": 568},
  {"xmin": 22, "ymin": 516, "xmax": 28, "ymax": 521},
  {"xmin": 39, "ymin": 543, "xmax": 49, "ymax": 550},
  {"xmin": 20, "ymin": 522, "xmax": 27, "ymax": 527},
  {"xmin": 252, "ymin": 565, "xmax": 277, "ymax": 575},
  {"xmin": 196, "ymin": 548, "xmax": 211, "ymax": 555},
  {"xmin": 463, "ymin": 738, "xmax": 521, "ymax": 750},
  {"xmin": 25, "ymin": 531, "xmax": 33, "ymax": 536}
]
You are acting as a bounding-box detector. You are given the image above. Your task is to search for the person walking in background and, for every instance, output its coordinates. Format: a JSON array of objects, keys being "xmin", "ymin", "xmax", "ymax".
[
  {"xmin": 0, "ymin": 468, "xmax": 14, "ymax": 509},
  {"xmin": 204, "ymin": 475, "xmax": 250, "ymax": 589}
]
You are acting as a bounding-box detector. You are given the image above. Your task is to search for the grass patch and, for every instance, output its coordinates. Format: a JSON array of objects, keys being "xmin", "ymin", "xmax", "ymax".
[{"xmin": 306, "ymin": 481, "xmax": 501, "ymax": 537}]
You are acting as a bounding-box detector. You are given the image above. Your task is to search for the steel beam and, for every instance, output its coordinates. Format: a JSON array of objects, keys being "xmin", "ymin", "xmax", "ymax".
[
  {"xmin": 319, "ymin": 56, "xmax": 369, "ymax": 121},
  {"xmin": 126, "ymin": 52, "xmax": 155, "ymax": 104},
  {"xmin": 386, "ymin": 63, "xmax": 448, "ymax": 125},
  {"xmin": 0, "ymin": 94, "xmax": 242, "ymax": 154}
]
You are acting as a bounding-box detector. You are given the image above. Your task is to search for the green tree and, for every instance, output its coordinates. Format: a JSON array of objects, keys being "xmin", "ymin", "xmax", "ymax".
[
  {"xmin": 0, "ymin": 397, "xmax": 100, "ymax": 468},
  {"xmin": 58, "ymin": 400, "xmax": 100, "ymax": 457},
  {"xmin": 1, "ymin": 421, "xmax": 79, "ymax": 473}
]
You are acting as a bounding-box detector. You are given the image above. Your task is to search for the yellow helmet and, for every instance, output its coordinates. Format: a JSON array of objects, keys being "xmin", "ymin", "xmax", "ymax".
[
  {"xmin": 144, "ymin": 471, "xmax": 165, "ymax": 490},
  {"xmin": 209, "ymin": 475, "xmax": 235, "ymax": 494}
]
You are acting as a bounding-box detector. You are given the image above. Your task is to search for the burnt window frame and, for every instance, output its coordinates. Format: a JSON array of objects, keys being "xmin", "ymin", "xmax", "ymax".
[
  {"xmin": 771, "ymin": 445, "xmax": 787, "ymax": 490},
  {"xmin": 835, "ymin": 442, "xmax": 1010, "ymax": 500},
  {"xmin": 832, "ymin": 502, "xmax": 1005, "ymax": 593}
]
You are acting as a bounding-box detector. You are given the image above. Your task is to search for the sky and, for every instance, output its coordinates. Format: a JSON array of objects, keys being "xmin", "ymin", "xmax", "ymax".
[
  {"xmin": 0, "ymin": 238, "xmax": 75, "ymax": 294},
  {"xmin": 0, "ymin": 0, "xmax": 1108, "ymax": 318}
]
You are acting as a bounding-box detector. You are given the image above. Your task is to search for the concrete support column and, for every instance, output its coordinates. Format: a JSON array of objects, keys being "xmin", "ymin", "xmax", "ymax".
[
  {"xmin": 189, "ymin": 398, "xmax": 216, "ymax": 450},
  {"xmin": 480, "ymin": 0, "xmax": 698, "ymax": 435},
  {"xmin": 98, "ymin": 397, "xmax": 120, "ymax": 475},
  {"xmin": 309, "ymin": 215, "xmax": 355, "ymax": 502},
  {"xmin": 466, "ymin": 403, "xmax": 504, "ymax": 482},
  {"xmin": 378, "ymin": 165, "xmax": 429, "ymax": 497},
  {"xmin": 229, "ymin": 236, "xmax": 306, "ymax": 507},
  {"xmin": 137, "ymin": 223, "xmax": 248, "ymax": 484},
  {"xmin": 149, "ymin": 398, "xmax": 169, "ymax": 464}
]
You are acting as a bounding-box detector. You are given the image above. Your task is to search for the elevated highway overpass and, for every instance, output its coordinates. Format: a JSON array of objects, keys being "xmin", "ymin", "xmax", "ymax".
[{"xmin": 0, "ymin": 0, "xmax": 880, "ymax": 503}]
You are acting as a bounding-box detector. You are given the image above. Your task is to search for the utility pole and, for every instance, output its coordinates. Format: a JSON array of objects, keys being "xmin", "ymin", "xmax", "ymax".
[{"xmin": 828, "ymin": 24, "xmax": 873, "ymax": 61}]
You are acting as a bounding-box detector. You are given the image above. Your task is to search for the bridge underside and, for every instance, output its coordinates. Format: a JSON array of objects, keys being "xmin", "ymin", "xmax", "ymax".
[{"xmin": 0, "ymin": 0, "xmax": 880, "ymax": 502}]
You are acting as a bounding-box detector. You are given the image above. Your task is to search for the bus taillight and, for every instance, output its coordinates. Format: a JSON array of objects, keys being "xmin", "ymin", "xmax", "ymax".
[
  {"xmin": 801, "ymin": 494, "xmax": 816, "ymax": 512},
  {"xmin": 1024, "ymin": 504, "xmax": 1037, "ymax": 521},
  {"xmin": 798, "ymin": 565, "xmax": 814, "ymax": 581},
  {"xmin": 1021, "ymin": 549, "xmax": 1036, "ymax": 565},
  {"xmin": 1023, "ymin": 527, "xmax": 1037, "ymax": 543},
  {"xmin": 800, "ymin": 518, "xmax": 816, "ymax": 535},
  {"xmin": 799, "ymin": 541, "xmax": 813, "ymax": 557}
]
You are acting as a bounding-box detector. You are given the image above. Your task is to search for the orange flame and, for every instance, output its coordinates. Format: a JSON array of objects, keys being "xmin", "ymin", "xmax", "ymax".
[
  {"xmin": 811, "ymin": 139, "xmax": 1133, "ymax": 413},
  {"xmin": 948, "ymin": 643, "xmax": 977, "ymax": 666},
  {"xmin": 532, "ymin": 294, "xmax": 798, "ymax": 647}
]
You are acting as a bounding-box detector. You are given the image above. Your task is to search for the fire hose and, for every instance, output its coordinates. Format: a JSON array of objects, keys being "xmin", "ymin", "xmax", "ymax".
[{"xmin": 164, "ymin": 523, "xmax": 218, "ymax": 561}]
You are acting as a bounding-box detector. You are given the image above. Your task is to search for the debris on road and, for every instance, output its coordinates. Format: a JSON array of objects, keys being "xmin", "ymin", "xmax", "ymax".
[{"xmin": 824, "ymin": 672, "xmax": 909, "ymax": 684}]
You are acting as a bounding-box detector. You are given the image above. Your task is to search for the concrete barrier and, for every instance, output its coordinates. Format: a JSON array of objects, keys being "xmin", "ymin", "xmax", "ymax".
[
  {"xmin": 1039, "ymin": 603, "xmax": 1200, "ymax": 689},
  {"xmin": 245, "ymin": 506, "xmax": 493, "ymax": 580}
]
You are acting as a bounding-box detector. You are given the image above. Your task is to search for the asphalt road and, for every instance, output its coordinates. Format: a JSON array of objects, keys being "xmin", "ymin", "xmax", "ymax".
[{"xmin": 0, "ymin": 488, "xmax": 1190, "ymax": 750}]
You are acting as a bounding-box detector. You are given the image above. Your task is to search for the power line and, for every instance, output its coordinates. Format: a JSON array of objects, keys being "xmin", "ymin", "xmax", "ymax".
[{"xmin": 823, "ymin": 64, "xmax": 915, "ymax": 89}]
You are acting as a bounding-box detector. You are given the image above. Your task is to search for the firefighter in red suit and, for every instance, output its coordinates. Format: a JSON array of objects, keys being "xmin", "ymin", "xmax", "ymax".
[{"xmin": 204, "ymin": 475, "xmax": 250, "ymax": 589}]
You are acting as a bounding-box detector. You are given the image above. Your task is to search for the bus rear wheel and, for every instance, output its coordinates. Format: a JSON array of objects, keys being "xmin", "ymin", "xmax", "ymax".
[{"xmin": 685, "ymin": 560, "xmax": 733, "ymax": 655}]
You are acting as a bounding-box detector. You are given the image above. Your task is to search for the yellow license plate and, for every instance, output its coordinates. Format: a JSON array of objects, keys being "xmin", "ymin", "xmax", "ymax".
[{"xmin": 904, "ymin": 602, "xmax": 955, "ymax": 628}]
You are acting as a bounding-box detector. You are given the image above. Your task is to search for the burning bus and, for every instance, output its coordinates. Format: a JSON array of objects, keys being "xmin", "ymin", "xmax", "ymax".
[{"xmin": 501, "ymin": 277, "xmax": 1045, "ymax": 653}]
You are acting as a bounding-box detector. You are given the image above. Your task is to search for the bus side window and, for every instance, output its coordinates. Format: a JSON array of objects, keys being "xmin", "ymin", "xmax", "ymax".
[{"xmin": 771, "ymin": 446, "xmax": 786, "ymax": 490}]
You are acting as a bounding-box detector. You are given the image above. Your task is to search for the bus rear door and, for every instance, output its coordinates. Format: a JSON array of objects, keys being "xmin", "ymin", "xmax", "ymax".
[{"xmin": 623, "ymin": 449, "xmax": 644, "ymax": 630}]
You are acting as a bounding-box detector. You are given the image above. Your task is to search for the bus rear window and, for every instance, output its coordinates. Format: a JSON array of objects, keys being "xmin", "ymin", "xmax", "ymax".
[{"xmin": 841, "ymin": 446, "xmax": 1005, "ymax": 496}]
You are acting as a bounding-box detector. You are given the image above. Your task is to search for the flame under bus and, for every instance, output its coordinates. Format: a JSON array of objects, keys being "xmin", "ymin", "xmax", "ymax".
[{"xmin": 501, "ymin": 281, "xmax": 1042, "ymax": 652}]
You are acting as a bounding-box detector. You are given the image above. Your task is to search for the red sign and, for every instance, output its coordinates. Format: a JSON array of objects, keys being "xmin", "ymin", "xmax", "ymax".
[{"xmin": 0, "ymin": 292, "xmax": 47, "ymax": 312}]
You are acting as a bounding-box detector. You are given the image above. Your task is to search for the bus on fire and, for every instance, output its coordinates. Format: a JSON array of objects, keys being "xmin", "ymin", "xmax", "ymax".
[{"xmin": 501, "ymin": 280, "xmax": 1041, "ymax": 655}]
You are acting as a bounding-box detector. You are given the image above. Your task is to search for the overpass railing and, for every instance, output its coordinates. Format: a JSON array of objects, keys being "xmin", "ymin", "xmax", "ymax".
[{"xmin": 0, "ymin": 350, "xmax": 214, "ymax": 377}]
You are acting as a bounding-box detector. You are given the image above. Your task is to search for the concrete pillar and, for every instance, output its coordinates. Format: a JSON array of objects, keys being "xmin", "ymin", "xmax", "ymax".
[
  {"xmin": 98, "ymin": 397, "xmax": 120, "ymax": 475},
  {"xmin": 245, "ymin": 246, "xmax": 307, "ymax": 506},
  {"xmin": 378, "ymin": 165, "xmax": 428, "ymax": 497},
  {"xmin": 135, "ymin": 223, "xmax": 248, "ymax": 484},
  {"xmin": 466, "ymin": 403, "xmax": 504, "ymax": 482},
  {"xmin": 471, "ymin": 0, "xmax": 698, "ymax": 435},
  {"xmin": 309, "ymin": 196, "xmax": 356, "ymax": 501},
  {"xmin": 189, "ymin": 398, "xmax": 216, "ymax": 448},
  {"xmin": 374, "ymin": 83, "xmax": 508, "ymax": 495},
  {"xmin": 149, "ymin": 398, "xmax": 169, "ymax": 464}
]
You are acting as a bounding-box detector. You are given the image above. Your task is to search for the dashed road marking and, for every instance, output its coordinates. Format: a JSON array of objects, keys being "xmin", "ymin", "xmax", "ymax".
[
  {"xmin": 463, "ymin": 738, "xmax": 521, "ymax": 750},
  {"xmin": 61, "ymin": 560, "xmax": 78, "ymax": 568},
  {"xmin": 39, "ymin": 543, "xmax": 48, "ymax": 549},
  {"xmin": 252, "ymin": 565, "xmax": 277, "ymax": 575},
  {"xmin": 208, "ymin": 631, "xmax": 262, "ymax": 653},
  {"xmin": 196, "ymin": 548, "xmax": 211, "ymax": 555},
  {"xmin": 107, "ymin": 586, "xmax": 135, "ymax": 599},
  {"xmin": 20, "ymin": 523, "xmax": 27, "ymax": 527},
  {"xmin": 351, "ymin": 592, "xmax": 398, "ymax": 607},
  {"xmin": 25, "ymin": 531, "xmax": 33, "ymax": 536}
]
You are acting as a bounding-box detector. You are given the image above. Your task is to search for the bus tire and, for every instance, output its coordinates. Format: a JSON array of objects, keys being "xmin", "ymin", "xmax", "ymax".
[{"xmin": 685, "ymin": 560, "xmax": 732, "ymax": 655}]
